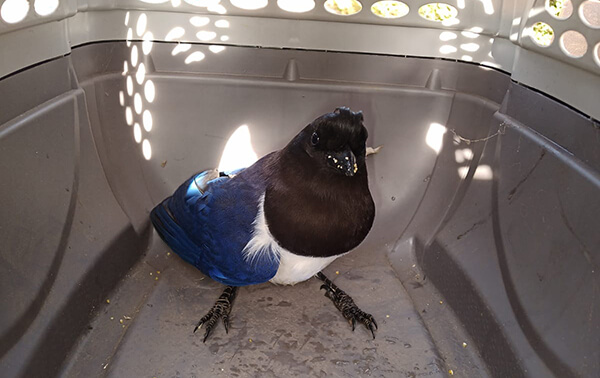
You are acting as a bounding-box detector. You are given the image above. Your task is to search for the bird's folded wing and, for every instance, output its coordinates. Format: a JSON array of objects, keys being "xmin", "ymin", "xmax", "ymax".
[{"xmin": 151, "ymin": 171, "xmax": 279, "ymax": 286}]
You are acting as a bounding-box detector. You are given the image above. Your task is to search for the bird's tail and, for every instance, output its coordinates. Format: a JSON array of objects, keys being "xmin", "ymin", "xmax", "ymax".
[{"xmin": 150, "ymin": 198, "xmax": 200, "ymax": 266}]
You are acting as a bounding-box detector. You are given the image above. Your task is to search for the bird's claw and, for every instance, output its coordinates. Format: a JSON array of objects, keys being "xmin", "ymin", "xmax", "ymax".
[
  {"xmin": 317, "ymin": 272, "xmax": 377, "ymax": 339},
  {"xmin": 192, "ymin": 286, "xmax": 237, "ymax": 343}
]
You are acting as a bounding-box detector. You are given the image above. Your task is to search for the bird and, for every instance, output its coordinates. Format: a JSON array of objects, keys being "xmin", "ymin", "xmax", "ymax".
[{"xmin": 150, "ymin": 107, "xmax": 377, "ymax": 342}]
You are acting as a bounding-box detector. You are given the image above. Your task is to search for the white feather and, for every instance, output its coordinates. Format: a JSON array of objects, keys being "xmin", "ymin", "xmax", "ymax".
[{"xmin": 242, "ymin": 194, "xmax": 341, "ymax": 286}]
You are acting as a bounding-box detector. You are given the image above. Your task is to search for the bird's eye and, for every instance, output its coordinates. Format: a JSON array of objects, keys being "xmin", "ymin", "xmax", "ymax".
[{"xmin": 311, "ymin": 132, "xmax": 320, "ymax": 146}]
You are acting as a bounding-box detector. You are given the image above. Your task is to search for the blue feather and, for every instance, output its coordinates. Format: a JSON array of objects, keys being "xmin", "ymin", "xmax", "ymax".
[{"xmin": 151, "ymin": 166, "xmax": 279, "ymax": 286}]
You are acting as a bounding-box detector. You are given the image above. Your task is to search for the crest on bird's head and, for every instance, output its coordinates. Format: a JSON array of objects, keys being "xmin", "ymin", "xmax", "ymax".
[{"xmin": 302, "ymin": 107, "xmax": 368, "ymax": 177}]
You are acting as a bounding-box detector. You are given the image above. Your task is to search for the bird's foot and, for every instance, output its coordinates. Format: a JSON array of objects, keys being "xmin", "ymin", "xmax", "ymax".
[
  {"xmin": 193, "ymin": 285, "xmax": 238, "ymax": 342},
  {"xmin": 317, "ymin": 272, "xmax": 377, "ymax": 339}
]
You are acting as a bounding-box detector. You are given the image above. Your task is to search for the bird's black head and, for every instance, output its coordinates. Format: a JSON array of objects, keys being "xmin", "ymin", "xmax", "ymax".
[{"xmin": 301, "ymin": 107, "xmax": 368, "ymax": 177}]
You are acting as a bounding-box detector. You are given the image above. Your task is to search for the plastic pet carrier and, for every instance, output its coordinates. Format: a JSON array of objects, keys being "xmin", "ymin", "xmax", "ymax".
[{"xmin": 0, "ymin": 0, "xmax": 598, "ymax": 377}]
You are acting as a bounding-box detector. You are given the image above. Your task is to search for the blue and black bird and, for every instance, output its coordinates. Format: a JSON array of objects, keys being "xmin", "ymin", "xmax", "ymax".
[{"xmin": 150, "ymin": 107, "xmax": 377, "ymax": 341}]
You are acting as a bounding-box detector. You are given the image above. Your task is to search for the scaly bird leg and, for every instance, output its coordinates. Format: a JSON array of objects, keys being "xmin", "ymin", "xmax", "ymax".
[
  {"xmin": 316, "ymin": 272, "xmax": 378, "ymax": 339},
  {"xmin": 193, "ymin": 286, "xmax": 238, "ymax": 342}
]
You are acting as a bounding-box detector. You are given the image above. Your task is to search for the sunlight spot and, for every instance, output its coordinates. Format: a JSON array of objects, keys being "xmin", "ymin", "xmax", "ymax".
[
  {"xmin": 220, "ymin": 35, "xmax": 230, "ymax": 42},
  {"xmin": 209, "ymin": 45, "xmax": 226, "ymax": 53},
  {"xmin": 208, "ymin": 3, "xmax": 227, "ymax": 13},
  {"xmin": 478, "ymin": 0, "xmax": 494, "ymax": 15},
  {"xmin": 190, "ymin": 16, "xmax": 210, "ymax": 26},
  {"xmin": 126, "ymin": 28, "xmax": 133, "ymax": 47},
  {"xmin": 218, "ymin": 125, "xmax": 258, "ymax": 172},
  {"xmin": 122, "ymin": 61, "xmax": 129, "ymax": 76},
  {"xmin": 1, "ymin": 0, "xmax": 29, "ymax": 24},
  {"xmin": 456, "ymin": 0, "xmax": 464, "ymax": 9},
  {"xmin": 469, "ymin": 26, "xmax": 484, "ymax": 33},
  {"xmin": 136, "ymin": 13, "xmax": 147, "ymax": 37},
  {"xmin": 119, "ymin": 91, "xmax": 125, "ymax": 106},
  {"xmin": 143, "ymin": 110, "xmax": 153, "ymax": 131},
  {"xmin": 461, "ymin": 31, "xmax": 479, "ymax": 38},
  {"xmin": 125, "ymin": 107, "xmax": 133, "ymax": 125},
  {"xmin": 131, "ymin": 45, "xmax": 139, "ymax": 67},
  {"xmin": 166, "ymin": 27, "xmax": 185, "ymax": 41},
  {"xmin": 185, "ymin": 51, "xmax": 206, "ymax": 64},
  {"xmin": 481, "ymin": 61, "xmax": 501, "ymax": 68},
  {"xmin": 136, "ymin": 63, "xmax": 146, "ymax": 84},
  {"xmin": 278, "ymin": 0, "xmax": 315, "ymax": 13},
  {"xmin": 171, "ymin": 0, "xmax": 182, "ymax": 6},
  {"xmin": 172, "ymin": 43, "xmax": 192, "ymax": 56},
  {"xmin": 134, "ymin": 123, "xmax": 142, "ymax": 143},
  {"xmin": 512, "ymin": 17, "xmax": 521, "ymax": 26},
  {"xmin": 439, "ymin": 45, "xmax": 458, "ymax": 54},
  {"xmin": 461, "ymin": 55, "xmax": 473, "ymax": 61},
  {"xmin": 230, "ymin": 0, "xmax": 268, "ymax": 10},
  {"xmin": 142, "ymin": 31, "xmax": 154, "ymax": 55},
  {"xmin": 142, "ymin": 139, "xmax": 152, "ymax": 160},
  {"xmin": 125, "ymin": 11, "xmax": 130, "ymax": 25},
  {"xmin": 439, "ymin": 31, "xmax": 457, "ymax": 41},
  {"xmin": 426, "ymin": 123, "xmax": 447, "ymax": 154},
  {"xmin": 460, "ymin": 43, "xmax": 480, "ymax": 52},
  {"xmin": 139, "ymin": 0, "xmax": 170, "ymax": 3},
  {"xmin": 454, "ymin": 148, "xmax": 473, "ymax": 163},
  {"xmin": 144, "ymin": 80, "xmax": 155, "ymax": 103},
  {"xmin": 442, "ymin": 17, "xmax": 460, "ymax": 26},
  {"xmin": 126, "ymin": 76, "xmax": 134, "ymax": 96},
  {"xmin": 184, "ymin": 0, "xmax": 220, "ymax": 6},
  {"xmin": 34, "ymin": 0, "xmax": 59, "ymax": 16},
  {"xmin": 197, "ymin": 30, "xmax": 217, "ymax": 41},
  {"xmin": 459, "ymin": 165, "xmax": 492, "ymax": 180},
  {"xmin": 134, "ymin": 93, "xmax": 143, "ymax": 114},
  {"xmin": 215, "ymin": 19, "xmax": 230, "ymax": 28}
]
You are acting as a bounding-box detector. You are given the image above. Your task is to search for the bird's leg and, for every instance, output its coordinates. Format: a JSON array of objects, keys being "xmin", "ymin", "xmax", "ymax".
[
  {"xmin": 316, "ymin": 272, "xmax": 378, "ymax": 339},
  {"xmin": 193, "ymin": 285, "xmax": 238, "ymax": 342}
]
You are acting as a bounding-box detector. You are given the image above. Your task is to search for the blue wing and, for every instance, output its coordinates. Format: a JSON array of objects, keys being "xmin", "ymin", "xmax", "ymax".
[{"xmin": 150, "ymin": 167, "xmax": 279, "ymax": 286}]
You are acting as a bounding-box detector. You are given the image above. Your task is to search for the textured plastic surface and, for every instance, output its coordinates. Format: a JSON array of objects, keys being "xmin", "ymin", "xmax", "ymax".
[{"xmin": 0, "ymin": 42, "xmax": 599, "ymax": 377}]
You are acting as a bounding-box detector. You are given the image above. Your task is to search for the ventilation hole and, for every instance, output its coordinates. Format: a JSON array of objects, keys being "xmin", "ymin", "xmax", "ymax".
[
  {"xmin": 324, "ymin": 0, "xmax": 363, "ymax": 16},
  {"xmin": 34, "ymin": 0, "xmax": 59, "ymax": 16},
  {"xmin": 371, "ymin": 1, "xmax": 409, "ymax": 19},
  {"xmin": 594, "ymin": 42, "xmax": 600, "ymax": 67},
  {"xmin": 580, "ymin": 0, "xmax": 600, "ymax": 28},
  {"xmin": 418, "ymin": 3, "xmax": 458, "ymax": 22},
  {"xmin": 531, "ymin": 21, "xmax": 554, "ymax": 47},
  {"xmin": 1, "ymin": 0, "xmax": 29, "ymax": 24},
  {"xmin": 278, "ymin": 0, "xmax": 315, "ymax": 13},
  {"xmin": 560, "ymin": 30, "xmax": 588, "ymax": 57},
  {"xmin": 230, "ymin": 0, "xmax": 268, "ymax": 10},
  {"xmin": 546, "ymin": 0, "xmax": 573, "ymax": 19}
]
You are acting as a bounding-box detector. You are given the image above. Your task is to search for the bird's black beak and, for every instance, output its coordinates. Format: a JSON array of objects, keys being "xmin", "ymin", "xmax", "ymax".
[{"xmin": 326, "ymin": 149, "xmax": 357, "ymax": 177}]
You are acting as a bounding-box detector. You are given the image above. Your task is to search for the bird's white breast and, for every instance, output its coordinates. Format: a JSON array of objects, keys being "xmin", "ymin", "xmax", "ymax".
[{"xmin": 242, "ymin": 194, "xmax": 340, "ymax": 286}]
